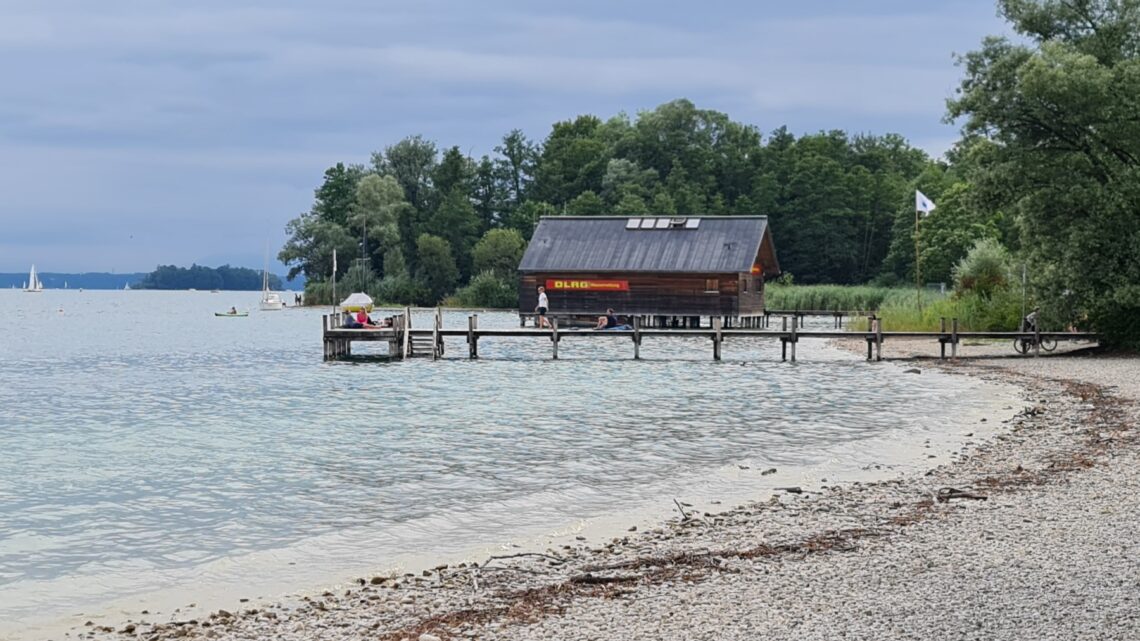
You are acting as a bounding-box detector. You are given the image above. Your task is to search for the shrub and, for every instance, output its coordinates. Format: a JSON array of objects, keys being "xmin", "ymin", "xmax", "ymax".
[
  {"xmin": 952, "ymin": 238, "xmax": 1011, "ymax": 298},
  {"xmin": 451, "ymin": 272, "xmax": 518, "ymax": 308}
]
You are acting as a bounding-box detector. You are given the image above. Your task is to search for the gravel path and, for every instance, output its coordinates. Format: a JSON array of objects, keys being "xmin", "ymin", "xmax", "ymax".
[{"xmin": 73, "ymin": 346, "xmax": 1139, "ymax": 641}]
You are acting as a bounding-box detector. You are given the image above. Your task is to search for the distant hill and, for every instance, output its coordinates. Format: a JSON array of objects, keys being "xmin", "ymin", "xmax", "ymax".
[{"xmin": 0, "ymin": 272, "xmax": 148, "ymax": 290}]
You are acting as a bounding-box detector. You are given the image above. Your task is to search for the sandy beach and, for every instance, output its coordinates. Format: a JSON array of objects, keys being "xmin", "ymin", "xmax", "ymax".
[{"xmin": 72, "ymin": 340, "xmax": 1138, "ymax": 641}]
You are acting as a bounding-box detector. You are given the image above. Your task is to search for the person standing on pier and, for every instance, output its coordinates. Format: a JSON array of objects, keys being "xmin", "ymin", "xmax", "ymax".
[{"xmin": 535, "ymin": 286, "xmax": 552, "ymax": 329}]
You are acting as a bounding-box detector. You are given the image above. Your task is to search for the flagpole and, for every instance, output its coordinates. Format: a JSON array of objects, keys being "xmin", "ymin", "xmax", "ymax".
[{"xmin": 915, "ymin": 207, "xmax": 921, "ymax": 313}]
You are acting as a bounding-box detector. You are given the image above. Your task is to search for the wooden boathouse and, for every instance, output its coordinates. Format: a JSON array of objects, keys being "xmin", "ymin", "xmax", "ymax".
[{"xmin": 517, "ymin": 216, "xmax": 780, "ymax": 327}]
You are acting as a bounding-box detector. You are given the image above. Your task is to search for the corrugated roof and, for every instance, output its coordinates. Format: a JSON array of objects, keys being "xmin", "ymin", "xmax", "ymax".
[{"xmin": 519, "ymin": 216, "xmax": 774, "ymax": 274}]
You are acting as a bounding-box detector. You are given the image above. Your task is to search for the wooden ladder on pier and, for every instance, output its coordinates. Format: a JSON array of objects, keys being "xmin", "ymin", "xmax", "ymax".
[{"xmin": 402, "ymin": 307, "xmax": 444, "ymax": 359}]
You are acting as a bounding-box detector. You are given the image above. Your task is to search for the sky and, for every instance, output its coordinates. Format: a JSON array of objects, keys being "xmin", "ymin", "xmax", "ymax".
[{"xmin": 0, "ymin": 0, "xmax": 1012, "ymax": 274}]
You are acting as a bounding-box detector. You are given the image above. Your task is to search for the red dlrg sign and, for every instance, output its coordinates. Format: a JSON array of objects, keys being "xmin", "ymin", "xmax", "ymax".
[{"xmin": 546, "ymin": 279, "xmax": 630, "ymax": 292}]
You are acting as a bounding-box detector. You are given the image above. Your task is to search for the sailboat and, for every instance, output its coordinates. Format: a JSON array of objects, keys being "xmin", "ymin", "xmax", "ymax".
[
  {"xmin": 24, "ymin": 265, "xmax": 43, "ymax": 292},
  {"xmin": 259, "ymin": 249, "xmax": 284, "ymax": 311}
]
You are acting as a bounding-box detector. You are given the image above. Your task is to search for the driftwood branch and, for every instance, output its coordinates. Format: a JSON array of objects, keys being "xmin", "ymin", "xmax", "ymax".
[
  {"xmin": 480, "ymin": 553, "xmax": 564, "ymax": 568},
  {"xmin": 936, "ymin": 487, "xmax": 988, "ymax": 502}
]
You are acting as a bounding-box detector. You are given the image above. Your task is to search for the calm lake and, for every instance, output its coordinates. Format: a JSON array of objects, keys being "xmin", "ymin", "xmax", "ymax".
[{"xmin": 0, "ymin": 290, "xmax": 1016, "ymax": 638}]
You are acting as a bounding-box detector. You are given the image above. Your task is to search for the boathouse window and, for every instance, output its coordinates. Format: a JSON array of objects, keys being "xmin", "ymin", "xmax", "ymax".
[
  {"xmin": 742, "ymin": 278, "xmax": 748, "ymax": 293},
  {"xmin": 705, "ymin": 278, "xmax": 719, "ymax": 293}
]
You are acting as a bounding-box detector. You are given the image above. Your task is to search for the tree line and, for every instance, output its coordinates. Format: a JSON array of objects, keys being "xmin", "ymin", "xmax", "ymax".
[
  {"xmin": 134, "ymin": 264, "xmax": 283, "ymax": 291},
  {"xmin": 280, "ymin": 0, "xmax": 1140, "ymax": 347}
]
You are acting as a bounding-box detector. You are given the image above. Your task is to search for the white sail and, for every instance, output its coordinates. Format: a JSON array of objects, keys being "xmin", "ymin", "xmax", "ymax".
[
  {"xmin": 259, "ymin": 247, "xmax": 284, "ymax": 310},
  {"xmin": 24, "ymin": 265, "xmax": 42, "ymax": 292}
]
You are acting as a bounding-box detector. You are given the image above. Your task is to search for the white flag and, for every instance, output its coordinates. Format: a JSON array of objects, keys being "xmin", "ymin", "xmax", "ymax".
[
  {"xmin": 916, "ymin": 190, "xmax": 936, "ymax": 216},
  {"xmin": 332, "ymin": 248, "xmax": 337, "ymax": 275}
]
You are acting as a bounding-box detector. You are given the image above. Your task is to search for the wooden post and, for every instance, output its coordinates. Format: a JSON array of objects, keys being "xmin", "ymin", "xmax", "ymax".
[
  {"xmin": 1034, "ymin": 320, "xmax": 1041, "ymax": 357},
  {"xmin": 951, "ymin": 317, "xmax": 959, "ymax": 359},
  {"xmin": 633, "ymin": 316, "xmax": 641, "ymax": 360},
  {"xmin": 712, "ymin": 316, "xmax": 722, "ymax": 361},
  {"xmin": 402, "ymin": 306, "xmax": 411, "ymax": 359},
  {"xmin": 520, "ymin": 313, "xmax": 526, "ymax": 328},
  {"xmin": 551, "ymin": 318, "xmax": 559, "ymax": 360},
  {"xmin": 940, "ymin": 317, "xmax": 947, "ymax": 360},
  {"xmin": 468, "ymin": 314, "xmax": 478, "ymax": 359},
  {"xmin": 781, "ymin": 316, "xmax": 788, "ymax": 361},
  {"xmin": 875, "ymin": 316, "xmax": 883, "ymax": 361},
  {"xmin": 431, "ymin": 307, "xmax": 441, "ymax": 360},
  {"xmin": 790, "ymin": 315, "xmax": 797, "ymax": 363}
]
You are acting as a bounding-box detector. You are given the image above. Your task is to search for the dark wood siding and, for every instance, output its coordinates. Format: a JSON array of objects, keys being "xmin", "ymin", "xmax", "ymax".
[{"xmin": 520, "ymin": 272, "xmax": 745, "ymax": 317}]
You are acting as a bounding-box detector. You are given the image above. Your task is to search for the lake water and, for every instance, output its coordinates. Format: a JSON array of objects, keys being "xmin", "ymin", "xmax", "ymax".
[{"xmin": 0, "ymin": 290, "xmax": 1017, "ymax": 638}]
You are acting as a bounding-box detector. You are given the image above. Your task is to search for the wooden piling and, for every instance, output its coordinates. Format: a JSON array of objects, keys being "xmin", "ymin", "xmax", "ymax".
[
  {"xmin": 712, "ymin": 316, "xmax": 722, "ymax": 361},
  {"xmin": 551, "ymin": 318, "xmax": 559, "ymax": 360},
  {"xmin": 781, "ymin": 316, "xmax": 788, "ymax": 361},
  {"xmin": 468, "ymin": 314, "xmax": 478, "ymax": 359},
  {"xmin": 633, "ymin": 316, "xmax": 641, "ymax": 360},
  {"xmin": 790, "ymin": 316, "xmax": 797, "ymax": 363},
  {"xmin": 874, "ymin": 316, "xmax": 883, "ymax": 361},
  {"xmin": 951, "ymin": 318, "xmax": 959, "ymax": 359},
  {"xmin": 940, "ymin": 317, "xmax": 947, "ymax": 360}
]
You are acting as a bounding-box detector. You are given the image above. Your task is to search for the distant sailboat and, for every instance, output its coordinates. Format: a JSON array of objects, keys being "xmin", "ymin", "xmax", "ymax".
[
  {"xmin": 259, "ymin": 244, "xmax": 284, "ymax": 311},
  {"xmin": 24, "ymin": 265, "xmax": 43, "ymax": 292},
  {"xmin": 124, "ymin": 282, "xmax": 131, "ymax": 291}
]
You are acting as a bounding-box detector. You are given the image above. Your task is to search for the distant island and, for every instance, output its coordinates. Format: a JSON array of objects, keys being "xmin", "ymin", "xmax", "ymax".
[
  {"xmin": 0, "ymin": 265, "xmax": 302, "ymax": 291},
  {"xmin": 0, "ymin": 272, "xmax": 147, "ymax": 290},
  {"xmin": 133, "ymin": 264, "xmax": 288, "ymax": 291}
]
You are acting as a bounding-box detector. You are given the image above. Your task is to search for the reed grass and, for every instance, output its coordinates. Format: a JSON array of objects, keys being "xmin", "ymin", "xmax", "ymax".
[{"xmin": 764, "ymin": 285, "xmax": 943, "ymax": 313}]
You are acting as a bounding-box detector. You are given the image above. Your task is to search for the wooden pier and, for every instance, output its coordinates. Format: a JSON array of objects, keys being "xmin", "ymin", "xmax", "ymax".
[{"xmin": 322, "ymin": 309, "xmax": 1098, "ymax": 362}]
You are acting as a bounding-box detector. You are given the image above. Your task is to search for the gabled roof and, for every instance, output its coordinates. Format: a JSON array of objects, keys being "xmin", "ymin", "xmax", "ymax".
[{"xmin": 518, "ymin": 216, "xmax": 780, "ymax": 275}]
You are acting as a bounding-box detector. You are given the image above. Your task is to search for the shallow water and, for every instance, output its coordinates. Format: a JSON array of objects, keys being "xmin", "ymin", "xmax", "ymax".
[{"xmin": 0, "ymin": 290, "xmax": 1014, "ymax": 636}]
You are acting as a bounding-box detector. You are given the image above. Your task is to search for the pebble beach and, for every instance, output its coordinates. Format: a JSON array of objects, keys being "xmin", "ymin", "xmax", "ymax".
[{"xmin": 70, "ymin": 340, "xmax": 1137, "ymax": 641}]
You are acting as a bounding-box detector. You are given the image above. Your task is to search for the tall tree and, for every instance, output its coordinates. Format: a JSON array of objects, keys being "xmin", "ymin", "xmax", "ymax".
[
  {"xmin": 948, "ymin": 0, "xmax": 1140, "ymax": 343},
  {"xmin": 416, "ymin": 234, "xmax": 459, "ymax": 303}
]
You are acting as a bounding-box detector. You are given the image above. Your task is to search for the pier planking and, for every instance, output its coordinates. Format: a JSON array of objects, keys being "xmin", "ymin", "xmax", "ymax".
[{"xmin": 322, "ymin": 310, "xmax": 1098, "ymax": 363}]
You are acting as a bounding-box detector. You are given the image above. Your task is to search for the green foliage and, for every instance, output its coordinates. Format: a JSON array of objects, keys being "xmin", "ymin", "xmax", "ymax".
[
  {"xmin": 865, "ymin": 288, "xmax": 1023, "ymax": 332},
  {"xmin": 135, "ymin": 264, "xmax": 282, "ymax": 291},
  {"xmin": 415, "ymin": 234, "xmax": 459, "ymax": 304},
  {"xmin": 952, "ymin": 238, "xmax": 1012, "ymax": 298},
  {"xmin": 472, "ymin": 228, "xmax": 526, "ymax": 279},
  {"xmin": 566, "ymin": 190, "xmax": 606, "ymax": 216},
  {"xmin": 375, "ymin": 273, "xmax": 430, "ymax": 306},
  {"xmin": 450, "ymin": 272, "xmax": 518, "ymax": 308},
  {"xmin": 765, "ymin": 285, "xmax": 942, "ymax": 312},
  {"xmin": 948, "ymin": 0, "xmax": 1140, "ymax": 346}
]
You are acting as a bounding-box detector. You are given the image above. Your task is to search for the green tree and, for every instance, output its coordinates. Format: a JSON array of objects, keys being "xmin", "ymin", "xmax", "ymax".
[
  {"xmin": 495, "ymin": 129, "xmax": 538, "ymax": 207},
  {"xmin": 566, "ymin": 190, "xmax": 606, "ymax": 216},
  {"xmin": 534, "ymin": 115, "xmax": 612, "ymax": 205},
  {"xmin": 472, "ymin": 228, "xmax": 526, "ymax": 279},
  {"xmin": 948, "ymin": 0, "xmax": 1140, "ymax": 343},
  {"xmin": 416, "ymin": 233, "xmax": 459, "ymax": 304},
  {"xmin": 426, "ymin": 189, "xmax": 481, "ymax": 279},
  {"xmin": 351, "ymin": 174, "xmax": 409, "ymax": 277}
]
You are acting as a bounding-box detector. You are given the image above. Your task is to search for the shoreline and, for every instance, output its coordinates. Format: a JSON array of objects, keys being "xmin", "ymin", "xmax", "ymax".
[{"xmin": 53, "ymin": 343, "xmax": 1138, "ymax": 640}]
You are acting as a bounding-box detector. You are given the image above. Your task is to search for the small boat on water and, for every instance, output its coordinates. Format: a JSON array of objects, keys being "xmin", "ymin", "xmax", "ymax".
[
  {"xmin": 215, "ymin": 311, "xmax": 249, "ymax": 317},
  {"xmin": 24, "ymin": 265, "xmax": 43, "ymax": 292}
]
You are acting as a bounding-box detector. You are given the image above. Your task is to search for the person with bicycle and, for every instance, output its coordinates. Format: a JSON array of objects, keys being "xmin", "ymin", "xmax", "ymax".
[
  {"xmin": 1015, "ymin": 307, "xmax": 1057, "ymax": 353},
  {"xmin": 1023, "ymin": 307, "xmax": 1039, "ymax": 333}
]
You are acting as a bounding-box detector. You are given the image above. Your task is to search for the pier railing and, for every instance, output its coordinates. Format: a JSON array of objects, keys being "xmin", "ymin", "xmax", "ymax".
[{"xmin": 322, "ymin": 312, "xmax": 1099, "ymax": 363}]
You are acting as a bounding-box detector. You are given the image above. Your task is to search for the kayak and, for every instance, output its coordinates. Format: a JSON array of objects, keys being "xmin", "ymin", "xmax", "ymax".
[{"xmin": 215, "ymin": 312, "xmax": 249, "ymax": 317}]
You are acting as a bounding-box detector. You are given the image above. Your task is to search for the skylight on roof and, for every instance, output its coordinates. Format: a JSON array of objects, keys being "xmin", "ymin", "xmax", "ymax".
[
  {"xmin": 626, "ymin": 218, "xmax": 640, "ymax": 229},
  {"xmin": 639, "ymin": 218, "xmax": 657, "ymax": 229}
]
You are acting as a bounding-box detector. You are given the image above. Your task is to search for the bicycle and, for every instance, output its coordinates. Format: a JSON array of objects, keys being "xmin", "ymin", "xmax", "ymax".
[{"xmin": 1013, "ymin": 332, "xmax": 1057, "ymax": 354}]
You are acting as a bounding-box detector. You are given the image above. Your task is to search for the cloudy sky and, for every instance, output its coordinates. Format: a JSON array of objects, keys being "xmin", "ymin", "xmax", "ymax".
[{"xmin": 0, "ymin": 0, "xmax": 1011, "ymax": 274}]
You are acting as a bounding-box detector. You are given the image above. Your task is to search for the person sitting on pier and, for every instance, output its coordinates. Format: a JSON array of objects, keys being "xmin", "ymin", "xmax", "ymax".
[
  {"xmin": 595, "ymin": 308, "xmax": 632, "ymax": 331},
  {"xmin": 355, "ymin": 309, "xmax": 378, "ymax": 328}
]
